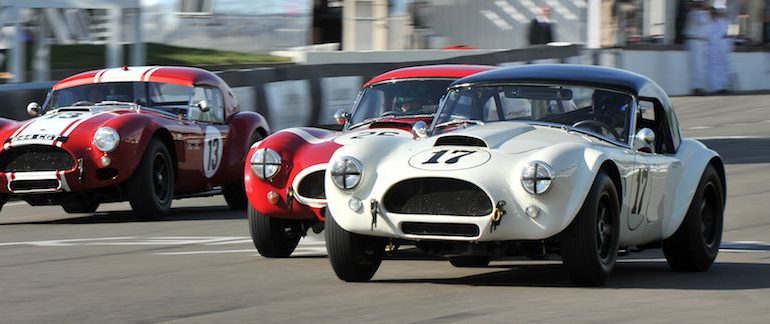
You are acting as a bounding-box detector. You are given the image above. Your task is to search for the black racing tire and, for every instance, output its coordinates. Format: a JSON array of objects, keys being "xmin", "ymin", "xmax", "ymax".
[
  {"xmin": 223, "ymin": 131, "xmax": 263, "ymax": 210},
  {"xmin": 449, "ymin": 256, "xmax": 492, "ymax": 268},
  {"xmin": 126, "ymin": 137, "xmax": 174, "ymax": 218},
  {"xmin": 662, "ymin": 164, "xmax": 724, "ymax": 272},
  {"xmin": 222, "ymin": 182, "xmax": 247, "ymax": 210},
  {"xmin": 559, "ymin": 171, "xmax": 620, "ymax": 286},
  {"xmin": 61, "ymin": 201, "xmax": 100, "ymax": 214},
  {"xmin": 325, "ymin": 210, "xmax": 386, "ymax": 282},
  {"xmin": 0, "ymin": 194, "xmax": 8, "ymax": 214},
  {"xmin": 248, "ymin": 205, "xmax": 302, "ymax": 258}
]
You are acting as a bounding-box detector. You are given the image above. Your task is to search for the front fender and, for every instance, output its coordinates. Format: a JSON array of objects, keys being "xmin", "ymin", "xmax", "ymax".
[{"xmin": 518, "ymin": 143, "xmax": 616, "ymax": 237}]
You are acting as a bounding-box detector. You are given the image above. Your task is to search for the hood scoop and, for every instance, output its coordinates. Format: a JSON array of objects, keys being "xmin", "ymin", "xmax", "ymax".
[{"xmin": 434, "ymin": 135, "xmax": 487, "ymax": 148}]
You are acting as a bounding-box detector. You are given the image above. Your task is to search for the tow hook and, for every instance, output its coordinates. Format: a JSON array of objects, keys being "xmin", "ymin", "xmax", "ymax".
[
  {"xmin": 286, "ymin": 187, "xmax": 295, "ymax": 211},
  {"xmin": 370, "ymin": 199, "xmax": 379, "ymax": 229},
  {"xmin": 491, "ymin": 200, "xmax": 506, "ymax": 232}
]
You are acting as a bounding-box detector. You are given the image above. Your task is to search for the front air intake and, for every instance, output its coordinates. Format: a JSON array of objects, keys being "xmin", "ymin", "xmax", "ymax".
[
  {"xmin": 297, "ymin": 170, "xmax": 325, "ymax": 199},
  {"xmin": 0, "ymin": 145, "xmax": 75, "ymax": 172},
  {"xmin": 401, "ymin": 222, "xmax": 479, "ymax": 237},
  {"xmin": 434, "ymin": 135, "xmax": 487, "ymax": 147},
  {"xmin": 383, "ymin": 177, "xmax": 492, "ymax": 216}
]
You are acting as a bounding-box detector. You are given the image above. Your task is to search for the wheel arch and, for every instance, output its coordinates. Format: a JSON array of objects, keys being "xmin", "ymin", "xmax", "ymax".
[
  {"xmin": 709, "ymin": 156, "xmax": 727, "ymax": 203},
  {"xmin": 599, "ymin": 160, "xmax": 623, "ymax": 207},
  {"xmin": 152, "ymin": 128, "xmax": 178, "ymax": 178}
]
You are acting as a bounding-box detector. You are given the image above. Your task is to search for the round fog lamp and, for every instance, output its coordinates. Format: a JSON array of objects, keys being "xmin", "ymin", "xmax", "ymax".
[
  {"xmin": 100, "ymin": 156, "xmax": 112, "ymax": 167},
  {"xmin": 348, "ymin": 198, "xmax": 363, "ymax": 212},
  {"xmin": 525, "ymin": 205, "xmax": 540, "ymax": 219},
  {"xmin": 266, "ymin": 191, "xmax": 280, "ymax": 205}
]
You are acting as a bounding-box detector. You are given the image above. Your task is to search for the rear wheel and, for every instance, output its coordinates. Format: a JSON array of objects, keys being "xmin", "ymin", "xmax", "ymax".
[
  {"xmin": 126, "ymin": 138, "xmax": 174, "ymax": 218},
  {"xmin": 223, "ymin": 131, "xmax": 263, "ymax": 210},
  {"xmin": 559, "ymin": 171, "xmax": 620, "ymax": 286},
  {"xmin": 449, "ymin": 256, "xmax": 491, "ymax": 268},
  {"xmin": 326, "ymin": 210, "xmax": 386, "ymax": 282},
  {"xmin": 248, "ymin": 205, "xmax": 303, "ymax": 257},
  {"xmin": 62, "ymin": 201, "xmax": 100, "ymax": 214},
  {"xmin": 662, "ymin": 164, "xmax": 724, "ymax": 272}
]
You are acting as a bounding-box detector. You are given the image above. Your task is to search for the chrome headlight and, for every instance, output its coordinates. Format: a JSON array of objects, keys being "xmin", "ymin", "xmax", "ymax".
[
  {"xmin": 93, "ymin": 127, "xmax": 120, "ymax": 152},
  {"xmin": 251, "ymin": 148, "xmax": 281, "ymax": 180},
  {"xmin": 521, "ymin": 161, "xmax": 554, "ymax": 195},
  {"xmin": 331, "ymin": 157, "xmax": 363, "ymax": 190}
]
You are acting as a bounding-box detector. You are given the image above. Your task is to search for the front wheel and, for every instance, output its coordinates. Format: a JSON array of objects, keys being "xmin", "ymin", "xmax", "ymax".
[
  {"xmin": 662, "ymin": 164, "xmax": 724, "ymax": 272},
  {"xmin": 559, "ymin": 171, "xmax": 620, "ymax": 286},
  {"xmin": 248, "ymin": 206, "xmax": 303, "ymax": 257},
  {"xmin": 126, "ymin": 138, "xmax": 174, "ymax": 218},
  {"xmin": 325, "ymin": 210, "xmax": 386, "ymax": 282}
]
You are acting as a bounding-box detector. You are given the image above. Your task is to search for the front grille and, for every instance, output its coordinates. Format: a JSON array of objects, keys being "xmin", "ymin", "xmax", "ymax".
[
  {"xmin": 384, "ymin": 177, "xmax": 492, "ymax": 216},
  {"xmin": 402, "ymin": 222, "xmax": 479, "ymax": 237},
  {"xmin": 10, "ymin": 179, "xmax": 59, "ymax": 191},
  {"xmin": 0, "ymin": 145, "xmax": 75, "ymax": 172},
  {"xmin": 297, "ymin": 170, "xmax": 325, "ymax": 199}
]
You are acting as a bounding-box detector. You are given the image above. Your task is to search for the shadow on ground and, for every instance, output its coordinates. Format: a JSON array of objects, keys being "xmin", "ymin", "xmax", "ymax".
[
  {"xmin": 0, "ymin": 205, "xmax": 243, "ymax": 225},
  {"xmin": 373, "ymin": 260, "xmax": 770, "ymax": 290}
]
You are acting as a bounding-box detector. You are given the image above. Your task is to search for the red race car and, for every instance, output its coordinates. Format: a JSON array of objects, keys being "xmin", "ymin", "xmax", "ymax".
[
  {"xmin": 244, "ymin": 65, "xmax": 493, "ymax": 257},
  {"xmin": 0, "ymin": 66, "xmax": 269, "ymax": 217}
]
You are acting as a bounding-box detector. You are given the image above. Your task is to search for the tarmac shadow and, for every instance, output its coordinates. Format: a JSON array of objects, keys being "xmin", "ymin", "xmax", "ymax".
[
  {"xmin": 1, "ymin": 205, "xmax": 244, "ymax": 225},
  {"xmin": 373, "ymin": 260, "xmax": 770, "ymax": 290}
]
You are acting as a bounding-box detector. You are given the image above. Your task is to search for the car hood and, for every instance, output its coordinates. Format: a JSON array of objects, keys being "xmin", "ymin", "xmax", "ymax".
[
  {"xmin": 428, "ymin": 122, "xmax": 594, "ymax": 154},
  {"xmin": 4, "ymin": 106, "xmax": 148, "ymax": 147}
]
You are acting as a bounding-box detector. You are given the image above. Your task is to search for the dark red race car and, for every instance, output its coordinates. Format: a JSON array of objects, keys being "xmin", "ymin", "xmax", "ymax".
[
  {"xmin": 0, "ymin": 66, "xmax": 269, "ymax": 217},
  {"xmin": 244, "ymin": 65, "xmax": 493, "ymax": 257}
]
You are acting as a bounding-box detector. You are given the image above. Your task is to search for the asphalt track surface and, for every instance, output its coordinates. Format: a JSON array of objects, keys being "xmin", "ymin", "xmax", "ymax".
[{"xmin": 2, "ymin": 94, "xmax": 770, "ymax": 323}]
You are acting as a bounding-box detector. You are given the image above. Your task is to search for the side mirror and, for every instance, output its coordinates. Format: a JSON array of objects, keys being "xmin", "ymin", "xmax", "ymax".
[
  {"xmin": 633, "ymin": 128, "xmax": 656, "ymax": 153},
  {"xmin": 412, "ymin": 121, "xmax": 428, "ymax": 138},
  {"xmin": 27, "ymin": 102, "xmax": 40, "ymax": 117},
  {"xmin": 334, "ymin": 109, "xmax": 350, "ymax": 126},
  {"xmin": 196, "ymin": 100, "xmax": 210, "ymax": 112}
]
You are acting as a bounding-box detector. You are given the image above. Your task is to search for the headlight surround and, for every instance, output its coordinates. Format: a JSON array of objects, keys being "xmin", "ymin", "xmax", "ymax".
[
  {"xmin": 330, "ymin": 157, "xmax": 363, "ymax": 190},
  {"xmin": 93, "ymin": 127, "xmax": 120, "ymax": 152},
  {"xmin": 250, "ymin": 148, "xmax": 282, "ymax": 180},
  {"xmin": 521, "ymin": 161, "xmax": 554, "ymax": 195}
]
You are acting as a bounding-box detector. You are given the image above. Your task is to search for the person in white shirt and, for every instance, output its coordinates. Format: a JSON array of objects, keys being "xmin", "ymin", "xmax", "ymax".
[{"xmin": 684, "ymin": 1, "xmax": 710, "ymax": 96}]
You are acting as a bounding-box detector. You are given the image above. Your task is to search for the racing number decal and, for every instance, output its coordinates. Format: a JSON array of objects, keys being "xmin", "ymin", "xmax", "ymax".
[
  {"xmin": 628, "ymin": 167, "xmax": 651, "ymax": 232},
  {"xmin": 202, "ymin": 126, "xmax": 224, "ymax": 178},
  {"xmin": 349, "ymin": 131, "xmax": 401, "ymax": 140},
  {"xmin": 422, "ymin": 150, "xmax": 476, "ymax": 164}
]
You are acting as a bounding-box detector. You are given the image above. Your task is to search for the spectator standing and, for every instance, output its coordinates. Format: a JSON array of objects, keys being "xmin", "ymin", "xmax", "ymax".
[
  {"xmin": 528, "ymin": 5, "xmax": 554, "ymax": 45},
  {"xmin": 707, "ymin": 1, "xmax": 733, "ymax": 94},
  {"xmin": 684, "ymin": 1, "xmax": 710, "ymax": 95}
]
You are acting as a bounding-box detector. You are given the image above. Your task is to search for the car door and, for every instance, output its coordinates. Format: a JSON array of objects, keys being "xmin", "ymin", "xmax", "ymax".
[
  {"xmin": 627, "ymin": 100, "xmax": 680, "ymax": 241},
  {"xmin": 189, "ymin": 86, "xmax": 230, "ymax": 186}
]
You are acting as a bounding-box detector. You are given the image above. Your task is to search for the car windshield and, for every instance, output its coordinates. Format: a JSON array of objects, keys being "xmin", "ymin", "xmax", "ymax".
[
  {"xmin": 432, "ymin": 84, "xmax": 634, "ymax": 144},
  {"xmin": 43, "ymin": 82, "xmax": 194, "ymax": 116},
  {"xmin": 347, "ymin": 79, "xmax": 453, "ymax": 128}
]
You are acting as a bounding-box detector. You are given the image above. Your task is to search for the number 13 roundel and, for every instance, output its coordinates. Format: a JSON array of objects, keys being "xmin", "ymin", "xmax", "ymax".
[
  {"xmin": 202, "ymin": 126, "xmax": 224, "ymax": 178},
  {"xmin": 408, "ymin": 148, "xmax": 490, "ymax": 171}
]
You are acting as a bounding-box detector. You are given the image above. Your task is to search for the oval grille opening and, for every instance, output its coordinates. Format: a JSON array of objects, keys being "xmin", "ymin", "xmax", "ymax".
[
  {"xmin": 0, "ymin": 145, "xmax": 75, "ymax": 172},
  {"xmin": 383, "ymin": 177, "xmax": 492, "ymax": 216},
  {"xmin": 297, "ymin": 170, "xmax": 325, "ymax": 199}
]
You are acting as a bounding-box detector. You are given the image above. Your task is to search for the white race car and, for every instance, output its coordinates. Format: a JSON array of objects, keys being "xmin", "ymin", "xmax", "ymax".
[{"xmin": 324, "ymin": 64, "xmax": 726, "ymax": 286}]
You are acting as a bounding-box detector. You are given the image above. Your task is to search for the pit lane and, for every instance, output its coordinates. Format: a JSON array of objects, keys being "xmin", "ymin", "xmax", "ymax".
[{"xmin": 2, "ymin": 94, "xmax": 770, "ymax": 322}]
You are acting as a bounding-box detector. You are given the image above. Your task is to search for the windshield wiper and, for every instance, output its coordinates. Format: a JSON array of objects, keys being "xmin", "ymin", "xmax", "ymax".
[{"xmin": 348, "ymin": 117, "xmax": 379, "ymax": 130}]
